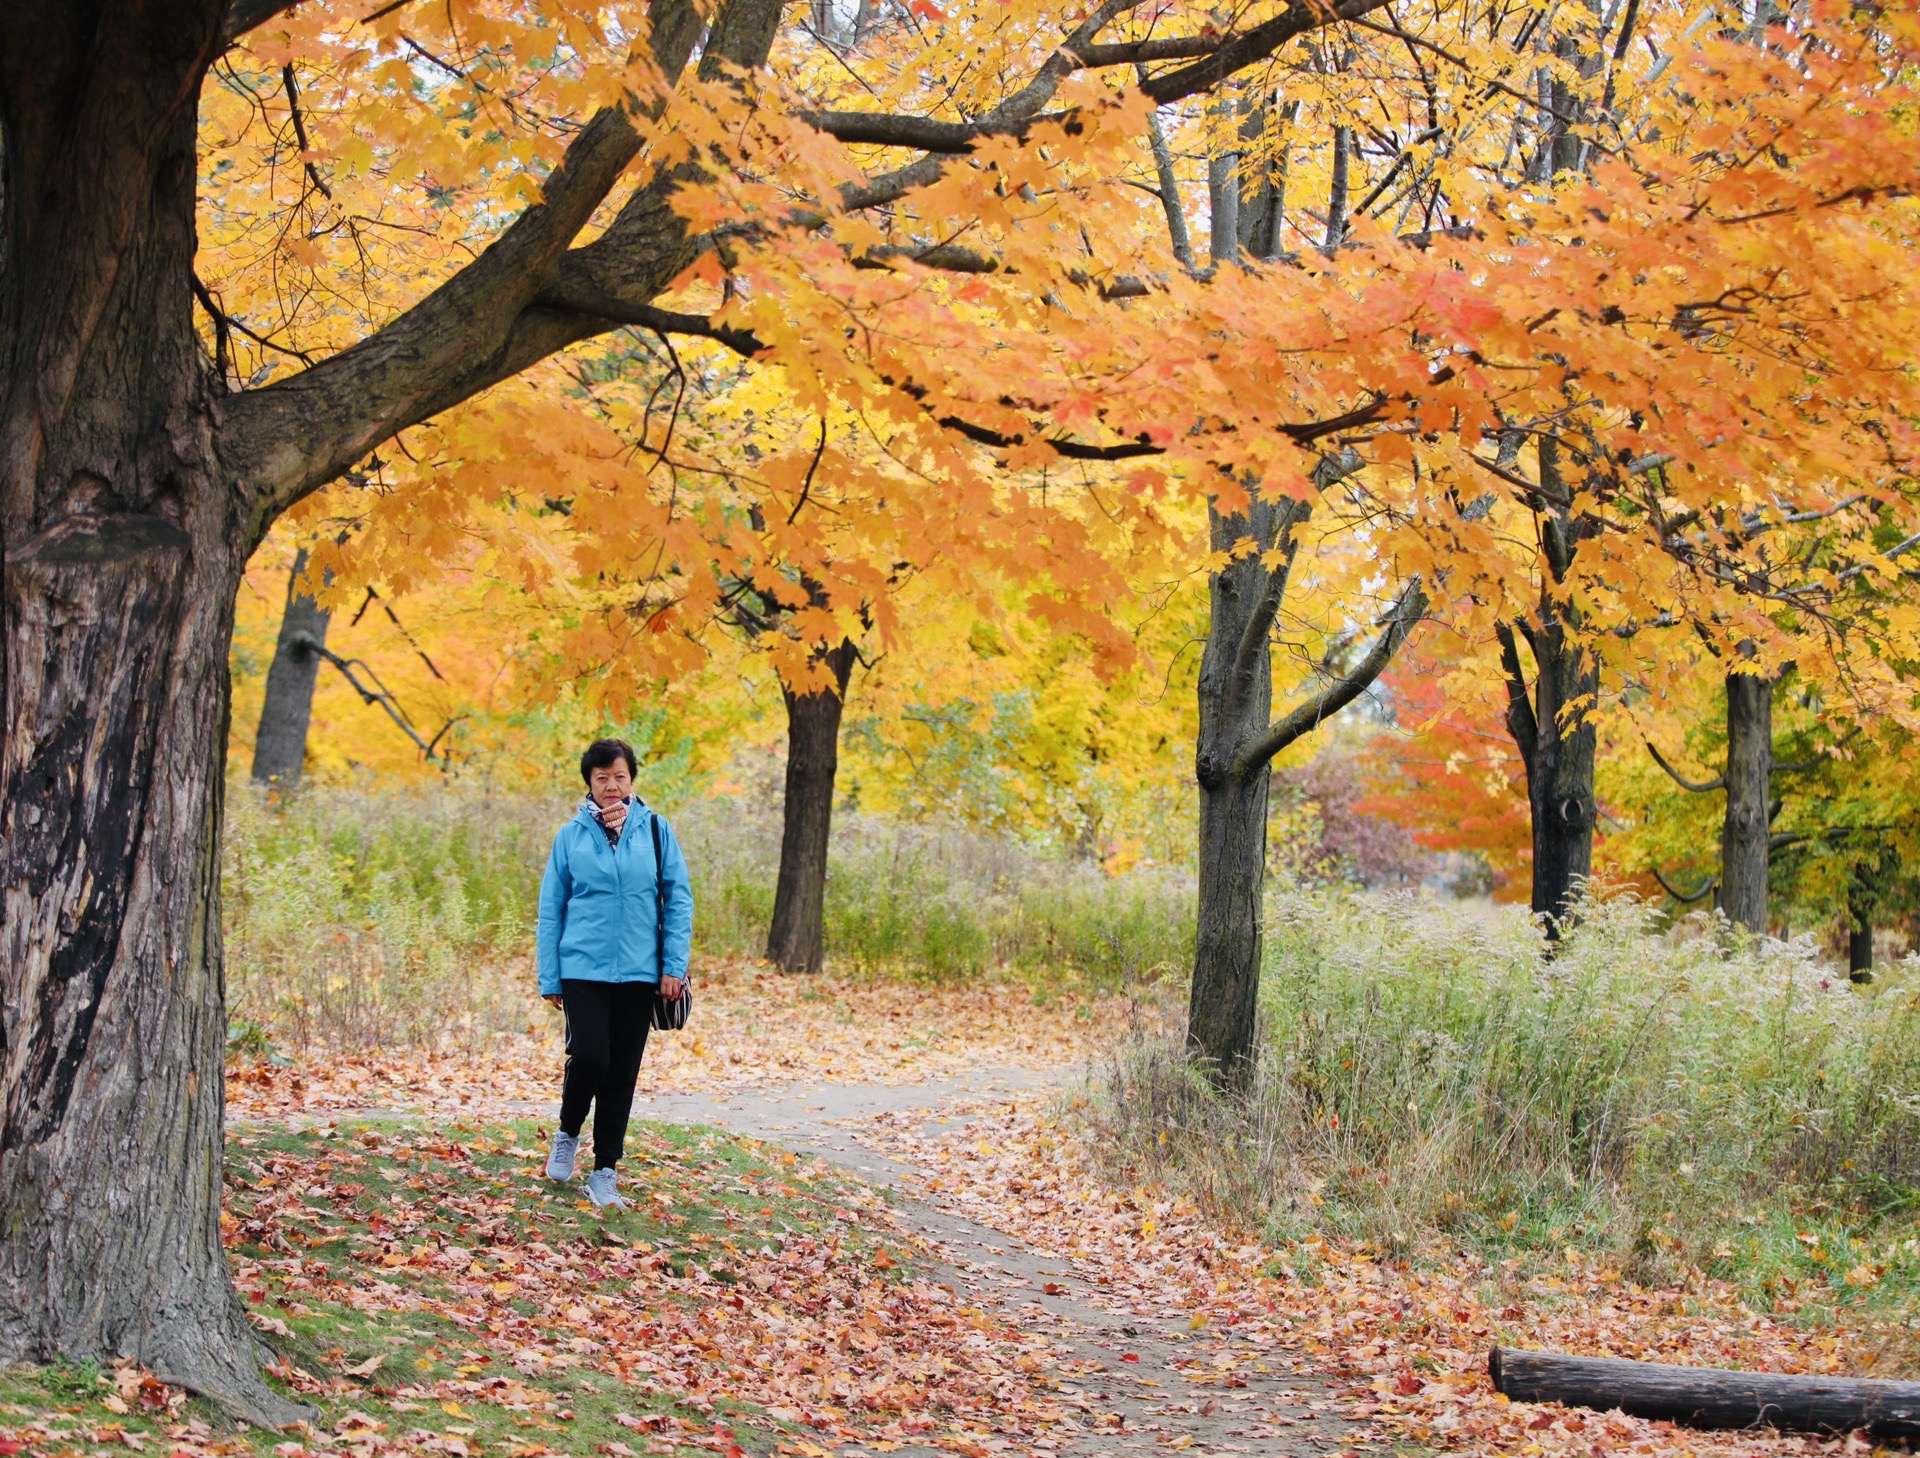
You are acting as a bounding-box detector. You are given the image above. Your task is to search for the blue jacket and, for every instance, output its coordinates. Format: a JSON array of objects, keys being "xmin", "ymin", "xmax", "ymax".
[{"xmin": 536, "ymin": 798, "xmax": 694, "ymax": 996}]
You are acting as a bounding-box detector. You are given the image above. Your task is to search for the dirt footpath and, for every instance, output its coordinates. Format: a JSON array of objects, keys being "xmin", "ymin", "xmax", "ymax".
[{"xmin": 607, "ymin": 1074, "xmax": 1362, "ymax": 1458}]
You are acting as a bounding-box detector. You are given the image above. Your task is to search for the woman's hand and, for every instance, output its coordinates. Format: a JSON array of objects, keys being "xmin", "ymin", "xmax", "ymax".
[
  {"xmin": 543, "ymin": 993, "xmax": 563, "ymax": 1009},
  {"xmin": 660, "ymin": 975, "xmax": 685, "ymax": 1000}
]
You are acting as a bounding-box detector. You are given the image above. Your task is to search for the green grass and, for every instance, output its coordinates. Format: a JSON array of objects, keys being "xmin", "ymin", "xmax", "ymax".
[
  {"xmin": 1088, "ymin": 887, "xmax": 1920, "ymax": 1362},
  {"xmin": 0, "ymin": 1120, "xmax": 913, "ymax": 1458}
]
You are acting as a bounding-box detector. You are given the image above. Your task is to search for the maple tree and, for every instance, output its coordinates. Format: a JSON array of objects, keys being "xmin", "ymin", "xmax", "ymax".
[{"xmin": 7, "ymin": 0, "xmax": 1920, "ymax": 1415}]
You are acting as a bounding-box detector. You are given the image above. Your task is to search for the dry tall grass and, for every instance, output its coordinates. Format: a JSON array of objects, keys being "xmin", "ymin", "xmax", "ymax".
[
  {"xmin": 221, "ymin": 782, "xmax": 1192, "ymax": 1052},
  {"xmin": 1085, "ymin": 889, "xmax": 1920, "ymax": 1345}
]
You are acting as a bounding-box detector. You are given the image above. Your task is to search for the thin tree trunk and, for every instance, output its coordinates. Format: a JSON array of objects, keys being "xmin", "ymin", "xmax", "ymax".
[
  {"xmin": 1324, "ymin": 125, "xmax": 1352, "ymax": 250},
  {"xmin": 1143, "ymin": 94, "xmax": 1196, "ymax": 268},
  {"xmin": 766, "ymin": 639, "xmax": 858, "ymax": 974},
  {"xmin": 1186, "ymin": 466, "xmax": 1427, "ymax": 1084},
  {"xmin": 0, "ymin": 4, "xmax": 298, "ymax": 1418},
  {"xmin": 1718, "ymin": 668, "xmax": 1772, "ymax": 933},
  {"xmin": 250, "ymin": 547, "xmax": 332, "ymax": 785},
  {"xmin": 1207, "ymin": 111, "xmax": 1242, "ymax": 267}
]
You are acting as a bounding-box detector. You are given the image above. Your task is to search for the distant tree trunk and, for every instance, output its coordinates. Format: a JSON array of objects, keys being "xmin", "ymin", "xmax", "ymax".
[
  {"xmin": 1188, "ymin": 480, "xmax": 1425, "ymax": 1084},
  {"xmin": 249, "ymin": 547, "xmax": 331, "ymax": 785},
  {"xmin": 1496, "ymin": 438, "xmax": 1598, "ymax": 936},
  {"xmin": 1501, "ymin": 615, "xmax": 1598, "ymax": 931},
  {"xmin": 1323, "ymin": 124, "xmax": 1352, "ymax": 250},
  {"xmin": 1848, "ymin": 908, "xmax": 1874, "ymax": 981},
  {"xmin": 765, "ymin": 638, "xmax": 858, "ymax": 974},
  {"xmin": 1717, "ymin": 668, "xmax": 1773, "ymax": 933},
  {"xmin": 0, "ymin": 0, "xmax": 297, "ymax": 1420},
  {"xmin": 1206, "ymin": 98, "xmax": 1242, "ymax": 267}
]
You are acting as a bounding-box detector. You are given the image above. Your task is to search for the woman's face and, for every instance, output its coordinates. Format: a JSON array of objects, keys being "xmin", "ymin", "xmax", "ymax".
[{"xmin": 588, "ymin": 760, "xmax": 632, "ymax": 808}]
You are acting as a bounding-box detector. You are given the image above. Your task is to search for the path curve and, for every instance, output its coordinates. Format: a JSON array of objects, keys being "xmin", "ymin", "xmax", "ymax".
[{"xmin": 614, "ymin": 1072, "xmax": 1360, "ymax": 1458}]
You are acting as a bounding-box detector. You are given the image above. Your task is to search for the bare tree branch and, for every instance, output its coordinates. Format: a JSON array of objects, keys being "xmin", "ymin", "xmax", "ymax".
[
  {"xmin": 1650, "ymin": 865, "xmax": 1718, "ymax": 903},
  {"xmin": 1238, "ymin": 576, "xmax": 1428, "ymax": 773},
  {"xmin": 1647, "ymin": 740, "xmax": 1726, "ymax": 793}
]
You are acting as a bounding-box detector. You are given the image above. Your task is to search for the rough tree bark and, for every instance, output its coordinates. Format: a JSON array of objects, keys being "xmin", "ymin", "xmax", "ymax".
[
  {"xmin": 249, "ymin": 548, "xmax": 331, "ymax": 785},
  {"xmin": 0, "ymin": 0, "xmax": 298, "ymax": 1420},
  {"xmin": 1188, "ymin": 478, "xmax": 1426, "ymax": 1085},
  {"xmin": 1718, "ymin": 668, "xmax": 1773, "ymax": 933},
  {"xmin": 766, "ymin": 638, "xmax": 858, "ymax": 975},
  {"xmin": 1498, "ymin": 612, "xmax": 1599, "ymax": 933}
]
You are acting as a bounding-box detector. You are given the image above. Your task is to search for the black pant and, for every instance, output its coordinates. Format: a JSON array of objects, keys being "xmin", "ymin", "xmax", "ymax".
[{"xmin": 558, "ymin": 979, "xmax": 652, "ymax": 1169}]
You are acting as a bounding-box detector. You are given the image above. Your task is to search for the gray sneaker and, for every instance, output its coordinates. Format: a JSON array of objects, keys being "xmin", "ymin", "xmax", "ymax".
[
  {"xmin": 585, "ymin": 1167, "xmax": 624, "ymax": 1209},
  {"xmin": 545, "ymin": 1131, "xmax": 579, "ymax": 1182}
]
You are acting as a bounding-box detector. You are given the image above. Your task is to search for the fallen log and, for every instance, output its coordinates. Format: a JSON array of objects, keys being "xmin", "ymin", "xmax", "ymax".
[{"xmin": 1488, "ymin": 1347, "xmax": 1920, "ymax": 1441}]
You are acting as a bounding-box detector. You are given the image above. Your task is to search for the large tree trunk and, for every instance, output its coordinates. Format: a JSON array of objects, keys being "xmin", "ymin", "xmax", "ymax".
[
  {"xmin": 1717, "ymin": 669, "xmax": 1773, "ymax": 933},
  {"xmin": 765, "ymin": 639, "xmax": 857, "ymax": 975},
  {"xmin": 1188, "ymin": 497, "xmax": 1295, "ymax": 1084},
  {"xmin": 249, "ymin": 547, "xmax": 331, "ymax": 785},
  {"xmin": 0, "ymin": 0, "xmax": 299, "ymax": 1421}
]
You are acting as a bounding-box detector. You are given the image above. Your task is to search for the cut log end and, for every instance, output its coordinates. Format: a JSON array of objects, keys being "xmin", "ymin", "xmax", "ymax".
[{"xmin": 1488, "ymin": 1346, "xmax": 1920, "ymax": 1441}]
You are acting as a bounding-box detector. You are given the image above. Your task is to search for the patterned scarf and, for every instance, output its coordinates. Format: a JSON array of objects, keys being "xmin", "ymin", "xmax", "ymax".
[{"xmin": 582, "ymin": 795, "xmax": 623, "ymax": 847}]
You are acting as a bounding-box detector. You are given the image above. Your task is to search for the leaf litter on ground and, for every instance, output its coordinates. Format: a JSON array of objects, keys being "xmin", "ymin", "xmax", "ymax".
[
  {"xmin": 0, "ymin": 1115, "xmax": 1103, "ymax": 1458},
  {"xmin": 226, "ymin": 962, "xmax": 1120, "ymax": 1120},
  {"xmin": 855, "ymin": 1098, "xmax": 1914, "ymax": 1458},
  {"xmin": 21, "ymin": 977, "xmax": 1911, "ymax": 1458}
]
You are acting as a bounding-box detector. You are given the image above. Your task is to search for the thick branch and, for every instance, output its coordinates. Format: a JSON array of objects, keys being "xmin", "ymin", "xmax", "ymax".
[
  {"xmin": 1227, "ymin": 449, "xmax": 1362, "ymax": 706},
  {"xmin": 219, "ymin": 0, "xmax": 727, "ymax": 527},
  {"xmin": 815, "ymin": 0, "xmax": 1395, "ymax": 173},
  {"xmin": 1496, "ymin": 622, "xmax": 1538, "ymax": 761},
  {"xmin": 221, "ymin": 0, "xmax": 305, "ymax": 44},
  {"xmin": 809, "ymin": 108, "xmax": 1069, "ymax": 152},
  {"xmin": 1237, "ymin": 577, "xmax": 1427, "ymax": 774},
  {"xmin": 220, "ymin": 104, "xmax": 645, "ymax": 526},
  {"xmin": 1228, "ymin": 499, "xmax": 1312, "ymax": 711},
  {"xmin": 1140, "ymin": 0, "xmax": 1397, "ymax": 105}
]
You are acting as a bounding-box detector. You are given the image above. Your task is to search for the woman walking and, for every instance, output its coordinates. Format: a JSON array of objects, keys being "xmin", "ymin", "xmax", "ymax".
[{"xmin": 537, "ymin": 738, "xmax": 694, "ymax": 1208}]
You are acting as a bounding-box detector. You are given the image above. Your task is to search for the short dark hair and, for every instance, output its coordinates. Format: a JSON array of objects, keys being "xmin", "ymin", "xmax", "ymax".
[{"xmin": 580, "ymin": 738, "xmax": 638, "ymax": 786}]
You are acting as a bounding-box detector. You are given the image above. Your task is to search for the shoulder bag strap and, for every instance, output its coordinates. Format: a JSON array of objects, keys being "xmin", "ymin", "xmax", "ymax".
[{"xmin": 650, "ymin": 811, "xmax": 667, "ymax": 982}]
